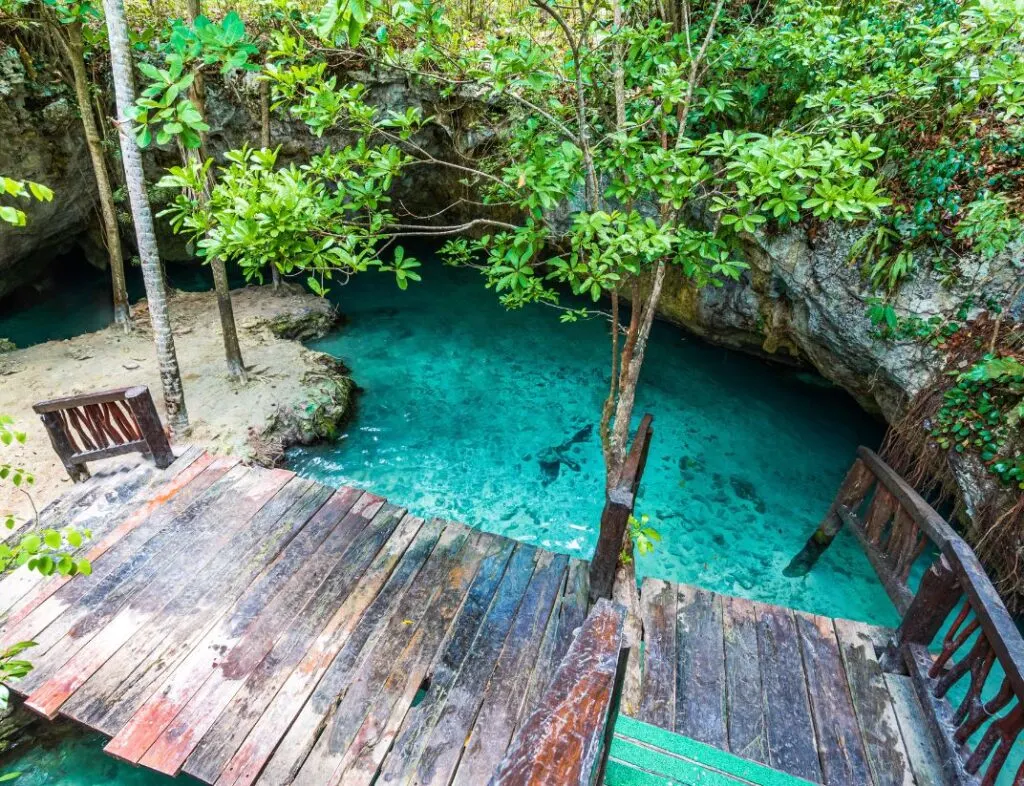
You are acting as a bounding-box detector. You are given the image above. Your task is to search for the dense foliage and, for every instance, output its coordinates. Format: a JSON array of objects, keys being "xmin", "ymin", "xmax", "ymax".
[{"xmin": 2, "ymin": 0, "xmax": 1023, "ymax": 581}]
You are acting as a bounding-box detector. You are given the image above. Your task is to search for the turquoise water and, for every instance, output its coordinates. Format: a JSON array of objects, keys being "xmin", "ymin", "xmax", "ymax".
[
  {"xmin": 0, "ymin": 726, "xmax": 200, "ymax": 785},
  {"xmin": 290, "ymin": 260, "xmax": 897, "ymax": 626},
  {"xmin": 0, "ymin": 255, "xmax": 236, "ymax": 349}
]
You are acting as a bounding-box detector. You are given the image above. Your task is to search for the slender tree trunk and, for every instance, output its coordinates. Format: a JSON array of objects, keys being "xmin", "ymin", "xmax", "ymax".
[
  {"xmin": 608, "ymin": 260, "xmax": 666, "ymax": 477},
  {"xmin": 100, "ymin": 0, "xmax": 189, "ymax": 435},
  {"xmin": 64, "ymin": 22, "xmax": 131, "ymax": 330},
  {"xmin": 260, "ymin": 76, "xmax": 281, "ymax": 291},
  {"xmin": 185, "ymin": 0, "xmax": 248, "ymax": 382}
]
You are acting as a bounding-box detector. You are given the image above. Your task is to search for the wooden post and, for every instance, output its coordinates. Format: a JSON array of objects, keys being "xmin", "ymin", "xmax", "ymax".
[
  {"xmin": 124, "ymin": 386, "xmax": 174, "ymax": 469},
  {"xmin": 784, "ymin": 458, "xmax": 873, "ymax": 577},
  {"xmin": 880, "ymin": 553, "xmax": 961, "ymax": 672},
  {"xmin": 38, "ymin": 410, "xmax": 90, "ymax": 482},
  {"xmin": 589, "ymin": 415, "xmax": 653, "ymax": 605}
]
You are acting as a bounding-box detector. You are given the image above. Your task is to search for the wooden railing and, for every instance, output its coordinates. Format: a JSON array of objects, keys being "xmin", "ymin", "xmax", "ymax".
[
  {"xmin": 589, "ymin": 414, "xmax": 654, "ymax": 604},
  {"xmin": 489, "ymin": 598, "xmax": 626, "ymax": 786},
  {"xmin": 34, "ymin": 386, "xmax": 174, "ymax": 482},
  {"xmin": 825, "ymin": 446, "xmax": 1024, "ymax": 786}
]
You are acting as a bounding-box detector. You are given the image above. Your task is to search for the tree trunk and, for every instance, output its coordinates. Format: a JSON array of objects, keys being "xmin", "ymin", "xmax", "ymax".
[
  {"xmin": 64, "ymin": 22, "xmax": 131, "ymax": 330},
  {"xmin": 607, "ymin": 261, "xmax": 667, "ymax": 481},
  {"xmin": 260, "ymin": 76, "xmax": 281, "ymax": 291},
  {"xmin": 100, "ymin": 0, "xmax": 190, "ymax": 436},
  {"xmin": 186, "ymin": 0, "xmax": 248, "ymax": 381}
]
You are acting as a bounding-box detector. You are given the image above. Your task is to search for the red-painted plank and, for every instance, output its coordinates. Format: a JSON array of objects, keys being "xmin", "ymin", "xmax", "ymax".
[
  {"xmin": 102, "ymin": 492, "xmax": 386, "ymax": 766},
  {"xmin": 24, "ymin": 468, "xmax": 293, "ymax": 719}
]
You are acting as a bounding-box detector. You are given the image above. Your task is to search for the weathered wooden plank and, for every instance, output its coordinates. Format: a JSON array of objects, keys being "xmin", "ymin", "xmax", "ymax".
[
  {"xmin": 101, "ymin": 491, "xmax": 386, "ymax": 764},
  {"xmin": 515, "ymin": 558, "xmax": 589, "ymax": 739},
  {"xmin": 268, "ymin": 530, "xmax": 490, "ymax": 786},
  {"xmin": 272, "ymin": 523, "xmax": 476, "ymax": 786},
  {"xmin": 0, "ymin": 464, "xmax": 154, "ymax": 616},
  {"xmin": 884, "ymin": 673, "xmax": 947, "ymax": 786},
  {"xmin": 24, "ymin": 467, "xmax": 293, "ymax": 719},
  {"xmin": 722, "ymin": 594, "xmax": 767, "ymax": 764},
  {"xmin": 182, "ymin": 515, "xmax": 440, "ymax": 784},
  {"xmin": 637, "ymin": 577, "xmax": 677, "ymax": 731},
  {"xmin": 449, "ymin": 551, "xmax": 569, "ymax": 786},
  {"xmin": 126, "ymin": 498, "xmax": 402, "ymax": 773},
  {"xmin": 325, "ymin": 542, "xmax": 538, "ymax": 786},
  {"xmin": 142, "ymin": 508, "xmax": 422, "ymax": 777},
  {"xmin": 218, "ymin": 521, "xmax": 474, "ymax": 786},
  {"xmin": 675, "ymin": 585, "xmax": 727, "ymax": 750},
  {"xmin": 488, "ymin": 598, "xmax": 625, "ymax": 786},
  {"xmin": 757, "ymin": 604, "xmax": 822, "ymax": 783},
  {"xmin": 833, "ymin": 618, "xmax": 915, "ymax": 786},
  {"xmin": 795, "ymin": 613, "xmax": 872, "ymax": 786},
  {"xmin": 63, "ymin": 479, "xmax": 335, "ymax": 730},
  {"xmin": 0, "ymin": 450, "xmax": 218, "ymax": 638},
  {"xmin": 299, "ymin": 535, "xmax": 517, "ymax": 786},
  {"xmin": 5, "ymin": 457, "xmax": 241, "ymax": 680}
]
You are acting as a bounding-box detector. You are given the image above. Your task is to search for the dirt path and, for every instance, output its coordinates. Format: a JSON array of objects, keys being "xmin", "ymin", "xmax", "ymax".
[{"xmin": 0, "ymin": 286, "xmax": 348, "ymax": 520}]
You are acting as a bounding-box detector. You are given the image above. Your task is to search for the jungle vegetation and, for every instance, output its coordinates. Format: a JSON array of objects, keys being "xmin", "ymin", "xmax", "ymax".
[{"xmin": 2, "ymin": 0, "xmax": 1023, "ymax": 592}]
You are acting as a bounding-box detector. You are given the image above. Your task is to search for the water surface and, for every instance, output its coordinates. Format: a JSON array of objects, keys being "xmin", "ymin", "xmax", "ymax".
[{"xmin": 290, "ymin": 260, "xmax": 895, "ymax": 625}]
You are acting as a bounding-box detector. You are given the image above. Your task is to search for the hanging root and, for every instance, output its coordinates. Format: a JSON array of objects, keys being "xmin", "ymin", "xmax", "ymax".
[{"xmin": 880, "ymin": 313, "xmax": 1024, "ymax": 611}]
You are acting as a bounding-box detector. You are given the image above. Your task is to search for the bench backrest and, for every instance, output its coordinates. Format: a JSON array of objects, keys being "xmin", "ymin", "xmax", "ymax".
[{"xmin": 34, "ymin": 385, "xmax": 174, "ymax": 482}]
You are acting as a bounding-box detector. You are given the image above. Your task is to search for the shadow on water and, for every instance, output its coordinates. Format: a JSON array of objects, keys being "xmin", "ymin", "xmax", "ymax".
[
  {"xmin": 288, "ymin": 252, "xmax": 895, "ymax": 626},
  {"xmin": 0, "ymin": 248, "xmax": 243, "ymax": 348}
]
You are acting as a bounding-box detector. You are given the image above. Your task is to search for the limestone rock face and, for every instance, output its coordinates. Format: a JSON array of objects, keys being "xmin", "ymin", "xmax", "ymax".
[
  {"xmin": 0, "ymin": 48, "xmax": 98, "ymax": 299},
  {"xmin": 654, "ymin": 222, "xmax": 1022, "ymax": 419}
]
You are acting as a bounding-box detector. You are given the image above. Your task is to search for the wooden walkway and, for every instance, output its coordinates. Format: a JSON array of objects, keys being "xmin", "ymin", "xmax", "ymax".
[
  {"xmin": 0, "ymin": 449, "xmax": 592, "ymax": 786},
  {"xmin": 630, "ymin": 577, "xmax": 946, "ymax": 786}
]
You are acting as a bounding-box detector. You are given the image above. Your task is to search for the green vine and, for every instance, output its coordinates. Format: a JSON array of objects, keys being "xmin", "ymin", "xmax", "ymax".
[{"xmin": 930, "ymin": 354, "xmax": 1024, "ymax": 489}]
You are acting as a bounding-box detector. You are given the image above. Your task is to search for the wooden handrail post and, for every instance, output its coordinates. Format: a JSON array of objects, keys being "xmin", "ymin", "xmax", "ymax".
[
  {"xmin": 124, "ymin": 386, "xmax": 174, "ymax": 469},
  {"xmin": 784, "ymin": 457, "xmax": 873, "ymax": 577},
  {"xmin": 880, "ymin": 553, "xmax": 961, "ymax": 672},
  {"xmin": 589, "ymin": 415, "xmax": 653, "ymax": 605}
]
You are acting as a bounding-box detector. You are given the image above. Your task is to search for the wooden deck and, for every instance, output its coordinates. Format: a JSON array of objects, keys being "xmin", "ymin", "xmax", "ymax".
[
  {"xmin": 0, "ymin": 449, "xmax": 592, "ymax": 786},
  {"xmin": 630, "ymin": 577, "xmax": 947, "ymax": 786}
]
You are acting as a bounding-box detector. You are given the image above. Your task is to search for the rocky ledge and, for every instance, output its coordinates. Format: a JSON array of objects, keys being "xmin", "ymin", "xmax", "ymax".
[{"xmin": 0, "ymin": 285, "xmax": 353, "ymax": 515}]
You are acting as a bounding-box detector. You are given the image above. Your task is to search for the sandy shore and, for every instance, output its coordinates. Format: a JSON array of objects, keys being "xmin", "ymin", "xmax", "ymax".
[{"xmin": 0, "ymin": 285, "xmax": 347, "ymax": 520}]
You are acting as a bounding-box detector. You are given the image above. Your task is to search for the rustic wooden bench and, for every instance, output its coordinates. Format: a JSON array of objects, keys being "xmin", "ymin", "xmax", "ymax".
[
  {"xmin": 34, "ymin": 385, "xmax": 174, "ymax": 482},
  {"xmin": 489, "ymin": 598, "xmax": 627, "ymax": 786}
]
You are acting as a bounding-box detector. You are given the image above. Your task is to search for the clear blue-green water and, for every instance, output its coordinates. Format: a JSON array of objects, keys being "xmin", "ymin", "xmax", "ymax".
[
  {"xmin": 0, "ymin": 251, "xmax": 898, "ymax": 784},
  {"xmin": 0, "ymin": 255, "xmax": 240, "ymax": 349},
  {"xmin": 0, "ymin": 727, "xmax": 200, "ymax": 785},
  {"xmin": 290, "ymin": 260, "xmax": 896, "ymax": 626}
]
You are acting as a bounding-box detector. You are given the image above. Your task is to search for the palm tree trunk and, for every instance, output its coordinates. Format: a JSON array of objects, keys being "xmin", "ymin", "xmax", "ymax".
[
  {"xmin": 63, "ymin": 21, "xmax": 132, "ymax": 331},
  {"xmin": 100, "ymin": 0, "xmax": 190, "ymax": 435},
  {"xmin": 185, "ymin": 0, "xmax": 248, "ymax": 381}
]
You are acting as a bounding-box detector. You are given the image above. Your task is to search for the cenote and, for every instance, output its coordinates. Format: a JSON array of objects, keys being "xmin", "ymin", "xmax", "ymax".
[
  {"xmin": 0, "ymin": 250, "xmax": 894, "ymax": 785},
  {"xmin": 289, "ymin": 254, "xmax": 894, "ymax": 625}
]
